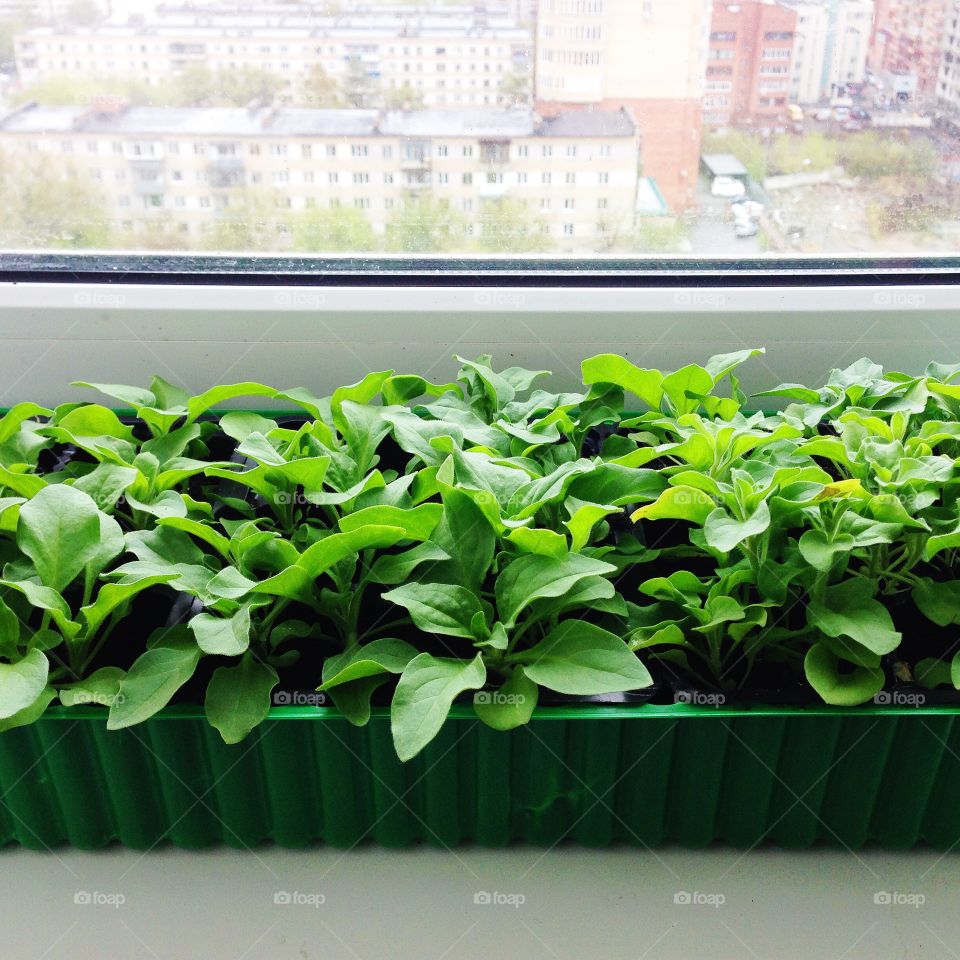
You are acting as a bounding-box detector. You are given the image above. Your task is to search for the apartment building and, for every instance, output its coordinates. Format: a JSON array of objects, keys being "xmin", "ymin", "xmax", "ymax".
[
  {"xmin": 870, "ymin": 0, "xmax": 950, "ymax": 99},
  {"xmin": 705, "ymin": 1, "xmax": 798, "ymax": 126},
  {"xmin": 13, "ymin": 6, "xmax": 534, "ymax": 109},
  {"xmin": 0, "ymin": 102, "xmax": 640, "ymax": 251},
  {"xmin": 533, "ymin": 0, "xmax": 711, "ymax": 214},
  {"xmin": 938, "ymin": 0, "xmax": 960, "ymax": 114},
  {"xmin": 781, "ymin": 0, "xmax": 873, "ymax": 103}
]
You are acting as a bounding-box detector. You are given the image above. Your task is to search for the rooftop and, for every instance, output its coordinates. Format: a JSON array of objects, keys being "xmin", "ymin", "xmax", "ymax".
[{"xmin": 0, "ymin": 104, "xmax": 636, "ymax": 140}]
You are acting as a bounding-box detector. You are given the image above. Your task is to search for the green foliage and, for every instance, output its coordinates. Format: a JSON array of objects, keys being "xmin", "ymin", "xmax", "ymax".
[{"xmin": 5, "ymin": 349, "xmax": 960, "ymax": 759}]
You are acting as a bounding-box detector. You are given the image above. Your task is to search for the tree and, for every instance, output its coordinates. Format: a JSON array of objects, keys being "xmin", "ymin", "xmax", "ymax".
[
  {"xmin": 299, "ymin": 64, "xmax": 343, "ymax": 108},
  {"xmin": 632, "ymin": 217, "xmax": 688, "ymax": 253},
  {"xmin": 473, "ymin": 198, "xmax": 547, "ymax": 252},
  {"xmin": 385, "ymin": 196, "xmax": 467, "ymax": 253},
  {"xmin": 169, "ymin": 65, "xmax": 285, "ymax": 108},
  {"xmin": 293, "ymin": 205, "xmax": 377, "ymax": 252},
  {"xmin": 343, "ymin": 58, "xmax": 379, "ymax": 108},
  {"xmin": 498, "ymin": 71, "xmax": 531, "ymax": 108},
  {"xmin": 0, "ymin": 154, "xmax": 112, "ymax": 249},
  {"xmin": 768, "ymin": 132, "xmax": 838, "ymax": 176},
  {"xmin": 384, "ymin": 82, "xmax": 425, "ymax": 110},
  {"xmin": 201, "ymin": 190, "xmax": 287, "ymax": 252}
]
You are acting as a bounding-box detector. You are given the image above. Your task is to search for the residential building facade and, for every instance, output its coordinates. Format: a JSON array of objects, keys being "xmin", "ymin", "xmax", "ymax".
[
  {"xmin": 13, "ymin": 6, "xmax": 534, "ymax": 109},
  {"xmin": 0, "ymin": 102, "xmax": 640, "ymax": 252},
  {"xmin": 705, "ymin": 0, "xmax": 798, "ymax": 126},
  {"xmin": 938, "ymin": 0, "xmax": 960, "ymax": 114},
  {"xmin": 870, "ymin": 0, "xmax": 950, "ymax": 99},
  {"xmin": 533, "ymin": 0, "xmax": 711, "ymax": 213},
  {"xmin": 782, "ymin": 0, "xmax": 873, "ymax": 103}
]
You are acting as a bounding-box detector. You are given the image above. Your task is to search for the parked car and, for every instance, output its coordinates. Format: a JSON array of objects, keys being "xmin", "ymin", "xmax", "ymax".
[
  {"xmin": 843, "ymin": 120, "xmax": 864, "ymax": 132},
  {"xmin": 814, "ymin": 108, "xmax": 833, "ymax": 121},
  {"xmin": 711, "ymin": 176, "xmax": 746, "ymax": 198},
  {"xmin": 851, "ymin": 107, "xmax": 872, "ymax": 121},
  {"xmin": 734, "ymin": 220, "xmax": 759, "ymax": 238}
]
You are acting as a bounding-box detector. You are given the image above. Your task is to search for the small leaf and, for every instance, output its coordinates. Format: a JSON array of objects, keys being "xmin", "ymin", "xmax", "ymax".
[
  {"xmin": 581, "ymin": 354, "xmax": 664, "ymax": 408},
  {"xmin": 391, "ymin": 652, "xmax": 486, "ymax": 762},
  {"xmin": 630, "ymin": 485, "xmax": 715, "ymax": 525},
  {"xmin": 507, "ymin": 527, "xmax": 568, "ymax": 558},
  {"xmin": 798, "ymin": 530, "xmax": 856, "ymax": 573},
  {"xmin": 17, "ymin": 485, "xmax": 102, "ymax": 592},
  {"xmin": 205, "ymin": 652, "xmax": 278, "ymax": 744},
  {"xmin": 804, "ymin": 643, "xmax": 883, "ymax": 706},
  {"xmin": 704, "ymin": 502, "xmax": 771, "ymax": 553},
  {"xmin": 807, "ymin": 579, "xmax": 901, "ymax": 656},
  {"xmin": 0, "ymin": 649, "xmax": 49, "ymax": 720},
  {"xmin": 495, "ymin": 553, "xmax": 616, "ymax": 629},
  {"xmin": 320, "ymin": 638, "xmax": 419, "ymax": 690},
  {"xmin": 108, "ymin": 643, "xmax": 201, "ymax": 729},
  {"xmin": 473, "ymin": 668, "xmax": 538, "ymax": 731},
  {"xmin": 58, "ymin": 667, "xmax": 124, "ymax": 708},
  {"xmin": 189, "ymin": 605, "xmax": 253, "ymax": 656},
  {"xmin": 382, "ymin": 583, "xmax": 486, "ymax": 639},
  {"xmin": 338, "ymin": 503, "xmax": 443, "ymax": 541},
  {"xmin": 519, "ymin": 621, "xmax": 652, "ymax": 695}
]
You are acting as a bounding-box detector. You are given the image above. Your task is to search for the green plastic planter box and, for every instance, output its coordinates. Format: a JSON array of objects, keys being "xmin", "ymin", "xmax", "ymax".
[{"xmin": 2, "ymin": 701, "xmax": 959, "ymax": 850}]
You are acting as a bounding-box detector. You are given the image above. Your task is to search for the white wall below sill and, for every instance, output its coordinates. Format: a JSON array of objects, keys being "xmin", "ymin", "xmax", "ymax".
[
  {"xmin": 3, "ymin": 845, "xmax": 953, "ymax": 959},
  {"xmin": 0, "ymin": 282, "xmax": 956, "ymax": 405}
]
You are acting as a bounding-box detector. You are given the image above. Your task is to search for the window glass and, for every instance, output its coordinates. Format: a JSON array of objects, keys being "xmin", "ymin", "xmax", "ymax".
[{"xmin": 0, "ymin": 0, "xmax": 955, "ymax": 260}]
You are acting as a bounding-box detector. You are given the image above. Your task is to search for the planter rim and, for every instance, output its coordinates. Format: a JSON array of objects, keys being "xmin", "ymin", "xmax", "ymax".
[{"xmin": 35, "ymin": 701, "xmax": 960, "ymax": 723}]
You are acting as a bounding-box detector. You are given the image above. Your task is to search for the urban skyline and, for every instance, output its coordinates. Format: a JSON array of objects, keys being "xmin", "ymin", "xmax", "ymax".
[{"xmin": 0, "ymin": 0, "xmax": 958, "ymax": 256}]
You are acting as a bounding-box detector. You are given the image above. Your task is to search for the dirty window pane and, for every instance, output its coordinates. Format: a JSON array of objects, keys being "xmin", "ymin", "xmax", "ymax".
[{"xmin": 0, "ymin": 0, "xmax": 954, "ymax": 259}]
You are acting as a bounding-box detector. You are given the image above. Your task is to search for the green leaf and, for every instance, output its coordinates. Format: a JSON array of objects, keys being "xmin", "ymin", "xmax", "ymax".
[
  {"xmin": 328, "ymin": 675, "xmax": 390, "ymax": 726},
  {"xmin": 924, "ymin": 520, "xmax": 960, "ymax": 562},
  {"xmin": 0, "ymin": 466, "xmax": 46, "ymax": 499},
  {"xmin": 662, "ymin": 364, "xmax": 714, "ymax": 415},
  {"xmin": 581, "ymin": 354, "xmax": 664, "ymax": 408},
  {"xmin": 205, "ymin": 652, "xmax": 278, "ymax": 744},
  {"xmin": 704, "ymin": 349, "xmax": 764, "ymax": 382},
  {"xmin": 72, "ymin": 463, "xmax": 139, "ymax": 510},
  {"xmin": 495, "ymin": 553, "xmax": 616, "ymax": 629},
  {"xmin": 320, "ymin": 638, "xmax": 419, "ymax": 689},
  {"xmin": 338, "ymin": 503, "xmax": 443, "ymax": 541},
  {"xmin": 108, "ymin": 643, "xmax": 201, "ymax": 729},
  {"xmin": 391, "ymin": 652, "xmax": 486, "ymax": 762},
  {"xmin": 58, "ymin": 667, "xmax": 124, "ymax": 708},
  {"xmin": 0, "ymin": 685, "xmax": 55, "ymax": 733},
  {"xmin": 507, "ymin": 527, "xmax": 568, "ymax": 558},
  {"xmin": 186, "ymin": 382, "xmax": 278, "ymax": 423},
  {"xmin": 567, "ymin": 464, "xmax": 666, "ymax": 507},
  {"xmin": 0, "ymin": 649, "xmax": 49, "ymax": 720},
  {"xmin": 17, "ymin": 485, "xmax": 103, "ymax": 592},
  {"xmin": 804, "ymin": 643, "xmax": 884, "ymax": 706},
  {"xmin": 807, "ymin": 579, "xmax": 901, "ymax": 656},
  {"xmin": 630, "ymin": 485, "xmax": 715, "ymax": 525},
  {"xmin": 519, "ymin": 621, "xmax": 652, "ymax": 695},
  {"xmin": 157, "ymin": 517, "xmax": 233, "ymax": 559},
  {"xmin": 564, "ymin": 501, "xmax": 619, "ymax": 552},
  {"xmin": 473, "ymin": 668, "xmax": 538, "ymax": 731},
  {"xmin": 80, "ymin": 575, "xmax": 176, "ymax": 638},
  {"xmin": 798, "ymin": 530, "xmax": 856, "ymax": 572},
  {"xmin": 703, "ymin": 502, "xmax": 771, "ymax": 553},
  {"xmin": 367, "ymin": 541, "xmax": 449, "ymax": 585},
  {"xmin": 72, "ymin": 381, "xmax": 157, "ymax": 408},
  {"xmin": 189, "ymin": 604, "xmax": 253, "ymax": 656},
  {"xmin": 913, "ymin": 579, "xmax": 960, "ymax": 628},
  {"xmin": 0, "ymin": 402, "xmax": 51, "ymax": 444},
  {"xmin": 434, "ymin": 487, "xmax": 496, "ymax": 590},
  {"xmin": 382, "ymin": 583, "xmax": 486, "ymax": 639}
]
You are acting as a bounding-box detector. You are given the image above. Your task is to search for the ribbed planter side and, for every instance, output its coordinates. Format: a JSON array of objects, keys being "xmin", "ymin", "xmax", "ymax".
[{"xmin": 0, "ymin": 706, "xmax": 958, "ymax": 850}]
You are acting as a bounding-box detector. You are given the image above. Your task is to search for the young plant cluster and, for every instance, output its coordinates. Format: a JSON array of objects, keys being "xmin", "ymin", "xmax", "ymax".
[{"xmin": 1, "ymin": 351, "xmax": 959, "ymax": 760}]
